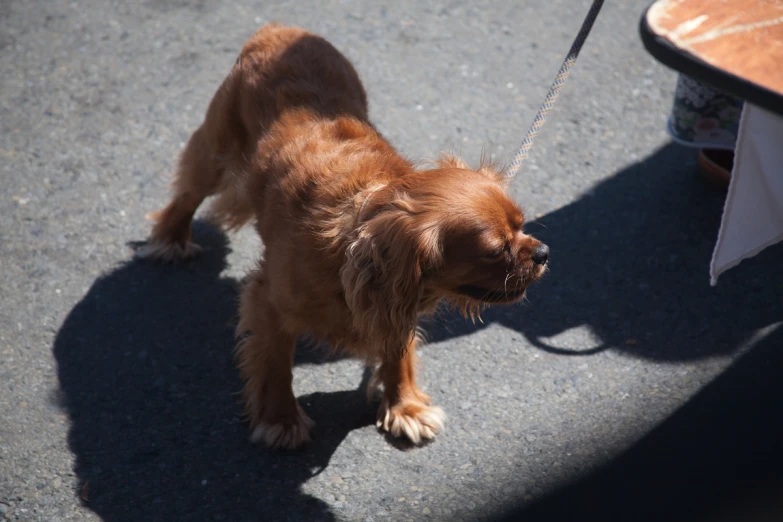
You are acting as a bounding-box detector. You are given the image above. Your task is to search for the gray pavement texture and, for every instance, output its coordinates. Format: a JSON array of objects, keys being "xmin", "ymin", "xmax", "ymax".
[{"xmin": 1, "ymin": 1, "xmax": 782, "ymax": 521}]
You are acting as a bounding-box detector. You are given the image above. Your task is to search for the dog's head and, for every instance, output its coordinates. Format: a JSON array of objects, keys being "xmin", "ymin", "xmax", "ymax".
[{"xmin": 341, "ymin": 155, "xmax": 548, "ymax": 354}]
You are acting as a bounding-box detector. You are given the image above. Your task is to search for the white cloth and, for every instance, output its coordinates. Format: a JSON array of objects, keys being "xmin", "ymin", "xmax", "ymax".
[{"xmin": 711, "ymin": 104, "xmax": 783, "ymax": 285}]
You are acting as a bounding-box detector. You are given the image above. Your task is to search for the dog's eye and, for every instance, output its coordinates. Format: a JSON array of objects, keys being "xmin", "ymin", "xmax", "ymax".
[{"xmin": 484, "ymin": 246, "xmax": 506, "ymax": 260}]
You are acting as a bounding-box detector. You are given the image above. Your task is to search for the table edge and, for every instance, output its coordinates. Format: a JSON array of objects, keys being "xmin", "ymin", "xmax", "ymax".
[{"xmin": 639, "ymin": 2, "xmax": 783, "ymax": 118}]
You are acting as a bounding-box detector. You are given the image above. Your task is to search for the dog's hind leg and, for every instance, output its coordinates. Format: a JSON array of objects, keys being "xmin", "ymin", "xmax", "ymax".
[{"xmin": 137, "ymin": 126, "xmax": 222, "ymax": 262}]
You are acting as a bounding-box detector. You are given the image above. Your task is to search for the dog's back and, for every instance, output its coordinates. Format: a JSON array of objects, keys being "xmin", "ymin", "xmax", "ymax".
[
  {"xmin": 140, "ymin": 24, "xmax": 373, "ymax": 258},
  {"xmin": 193, "ymin": 24, "xmax": 373, "ymax": 230},
  {"xmin": 236, "ymin": 24, "xmax": 369, "ymax": 129}
]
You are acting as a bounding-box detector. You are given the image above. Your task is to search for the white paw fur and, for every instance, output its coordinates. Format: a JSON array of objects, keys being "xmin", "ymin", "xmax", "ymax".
[
  {"xmin": 377, "ymin": 400, "xmax": 445, "ymax": 444},
  {"xmin": 249, "ymin": 407, "xmax": 315, "ymax": 449}
]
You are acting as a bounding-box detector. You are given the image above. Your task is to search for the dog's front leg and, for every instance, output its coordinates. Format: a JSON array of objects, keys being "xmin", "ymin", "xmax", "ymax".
[
  {"xmin": 236, "ymin": 271, "xmax": 313, "ymax": 449},
  {"xmin": 372, "ymin": 336, "xmax": 445, "ymax": 444}
]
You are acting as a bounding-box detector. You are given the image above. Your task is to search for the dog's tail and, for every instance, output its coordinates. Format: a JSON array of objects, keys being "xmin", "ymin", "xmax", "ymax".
[{"xmin": 206, "ymin": 174, "xmax": 256, "ymax": 232}]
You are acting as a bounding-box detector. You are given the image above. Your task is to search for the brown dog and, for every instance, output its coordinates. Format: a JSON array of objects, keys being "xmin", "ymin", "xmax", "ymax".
[{"xmin": 140, "ymin": 24, "xmax": 548, "ymax": 449}]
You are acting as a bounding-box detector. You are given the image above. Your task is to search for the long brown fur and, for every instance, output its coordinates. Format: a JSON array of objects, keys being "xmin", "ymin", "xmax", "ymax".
[{"xmin": 141, "ymin": 24, "xmax": 548, "ymax": 449}]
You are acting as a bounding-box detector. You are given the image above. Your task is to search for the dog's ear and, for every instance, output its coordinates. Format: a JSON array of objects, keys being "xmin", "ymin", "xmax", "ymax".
[
  {"xmin": 437, "ymin": 152, "xmax": 505, "ymax": 184},
  {"xmin": 341, "ymin": 202, "xmax": 440, "ymax": 357}
]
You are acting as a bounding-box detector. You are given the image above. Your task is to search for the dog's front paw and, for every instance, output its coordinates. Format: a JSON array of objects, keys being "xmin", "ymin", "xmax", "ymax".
[
  {"xmin": 377, "ymin": 399, "xmax": 445, "ymax": 444},
  {"xmin": 249, "ymin": 404, "xmax": 315, "ymax": 450}
]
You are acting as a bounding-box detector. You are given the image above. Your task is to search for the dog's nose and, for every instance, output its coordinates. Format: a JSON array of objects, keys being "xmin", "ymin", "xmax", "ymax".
[{"xmin": 532, "ymin": 244, "xmax": 549, "ymax": 265}]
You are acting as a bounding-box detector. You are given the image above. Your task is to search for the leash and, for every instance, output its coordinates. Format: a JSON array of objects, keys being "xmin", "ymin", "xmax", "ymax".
[{"xmin": 505, "ymin": 0, "xmax": 605, "ymax": 180}]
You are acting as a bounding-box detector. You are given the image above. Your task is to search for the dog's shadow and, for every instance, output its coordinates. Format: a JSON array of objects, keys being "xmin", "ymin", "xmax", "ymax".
[
  {"xmin": 425, "ymin": 142, "xmax": 783, "ymax": 360},
  {"xmin": 53, "ymin": 222, "xmax": 374, "ymax": 522}
]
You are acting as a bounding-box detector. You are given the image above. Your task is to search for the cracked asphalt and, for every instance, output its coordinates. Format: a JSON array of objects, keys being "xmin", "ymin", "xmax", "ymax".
[{"xmin": 2, "ymin": 1, "xmax": 782, "ymax": 521}]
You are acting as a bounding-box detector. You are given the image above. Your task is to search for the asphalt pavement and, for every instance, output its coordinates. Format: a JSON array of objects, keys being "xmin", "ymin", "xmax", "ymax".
[{"xmin": 1, "ymin": 1, "xmax": 782, "ymax": 521}]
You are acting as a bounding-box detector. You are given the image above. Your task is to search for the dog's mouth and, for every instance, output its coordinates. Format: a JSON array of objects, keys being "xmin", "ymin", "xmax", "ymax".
[{"xmin": 457, "ymin": 284, "xmax": 527, "ymax": 304}]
